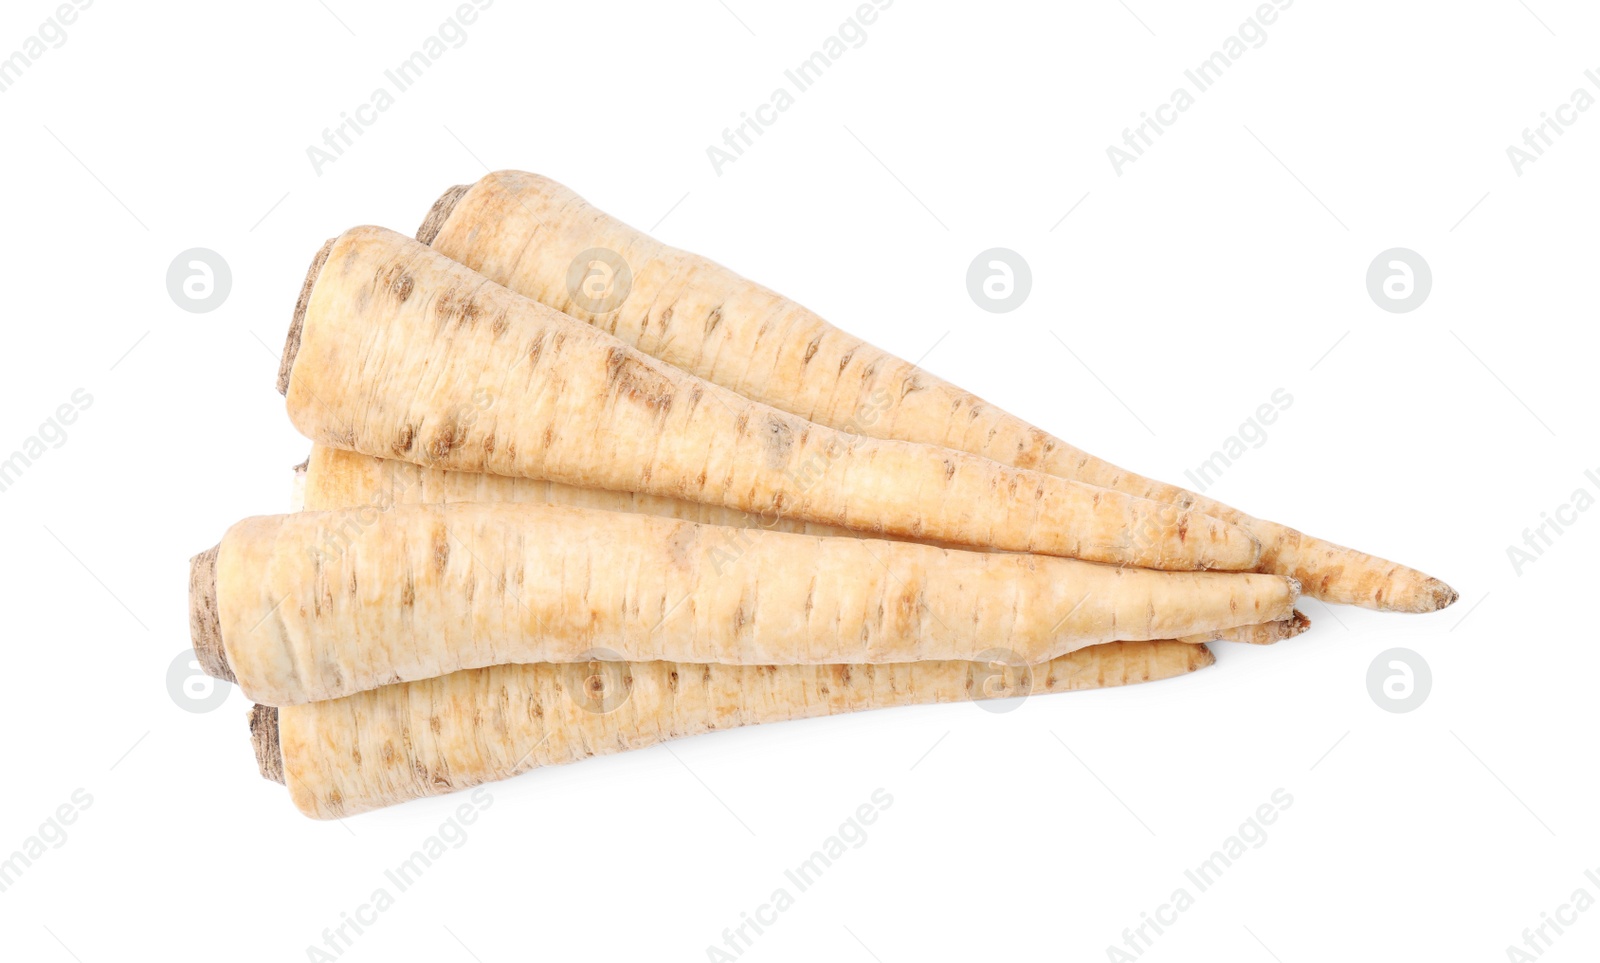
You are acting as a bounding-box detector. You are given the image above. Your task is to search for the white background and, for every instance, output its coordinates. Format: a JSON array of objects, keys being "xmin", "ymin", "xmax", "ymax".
[{"xmin": 0, "ymin": 1, "xmax": 1594, "ymax": 960}]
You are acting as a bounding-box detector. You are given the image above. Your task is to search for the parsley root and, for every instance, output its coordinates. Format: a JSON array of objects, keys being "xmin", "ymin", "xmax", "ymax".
[
  {"xmin": 191, "ymin": 501, "xmax": 1297, "ymax": 706},
  {"xmin": 419, "ymin": 172, "xmax": 1454, "ymax": 612},
  {"xmin": 277, "ymin": 227, "xmax": 1262, "ymax": 573}
]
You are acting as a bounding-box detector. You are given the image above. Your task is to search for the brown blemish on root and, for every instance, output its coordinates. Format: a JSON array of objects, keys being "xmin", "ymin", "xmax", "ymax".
[
  {"xmin": 763, "ymin": 416, "xmax": 795, "ymax": 467},
  {"xmin": 279, "ymin": 238, "xmax": 336, "ymax": 396},
  {"xmin": 427, "ymin": 420, "xmax": 463, "ymax": 461},
  {"xmin": 605, "ymin": 347, "xmax": 676, "ymax": 413},
  {"xmin": 416, "ymin": 184, "xmax": 471, "ymax": 245},
  {"xmin": 249, "ymin": 705, "xmax": 284, "ymax": 784},
  {"xmin": 431, "ymin": 527, "xmax": 451, "ymax": 576},
  {"xmin": 189, "ymin": 544, "xmax": 234, "ymax": 683}
]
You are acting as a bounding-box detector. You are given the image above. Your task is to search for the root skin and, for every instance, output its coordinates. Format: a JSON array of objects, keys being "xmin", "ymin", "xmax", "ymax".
[
  {"xmin": 271, "ymin": 641, "xmax": 1215, "ymax": 819},
  {"xmin": 213, "ymin": 502, "xmax": 1297, "ymax": 706}
]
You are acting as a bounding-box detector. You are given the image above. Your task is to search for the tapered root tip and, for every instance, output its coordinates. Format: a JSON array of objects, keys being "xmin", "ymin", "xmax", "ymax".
[
  {"xmin": 417, "ymin": 184, "xmax": 471, "ymax": 245},
  {"xmin": 250, "ymin": 705, "xmax": 285, "ymax": 785},
  {"xmin": 189, "ymin": 544, "xmax": 234, "ymax": 683},
  {"xmin": 1246, "ymin": 609, "xmax": 1313, "ymax": 646},
  {"xmin": 1383, "ymin": 575, "xmax": 1460, "ymax": 613},
  {"xmin": 1428, "ymin": 579, "xmax": 1460, "ymax": 612},
  {"xmin": 278, "ymin": 238, "xmax": 336, "ymax": 396}
]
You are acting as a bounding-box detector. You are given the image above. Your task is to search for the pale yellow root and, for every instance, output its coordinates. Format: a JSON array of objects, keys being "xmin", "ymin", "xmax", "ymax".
[
  {"xmin": 280, "ymin": 226, "xmax": 1261, "ymax": 573},
  {"xmin": 420, "ymin": 173, "xmax": 1455, "ymax": 612},
  {"xmin": 195, "ymin": 503, "xmax": 1298, "ymax": 705},
  {"xmin": 253, "ymin": 641, "xmax": 1216, "ymax": 819},
  {"xmin": 247, "ymin": 446, "xmax": 1224, "ymax": 818},
  {"xmin": 302, "ymin": 443, "xmax": 1309, "ymax": 643},
  {"xmin": 299, "ymin": 443, "xmax": 857, "ymax": 536}
]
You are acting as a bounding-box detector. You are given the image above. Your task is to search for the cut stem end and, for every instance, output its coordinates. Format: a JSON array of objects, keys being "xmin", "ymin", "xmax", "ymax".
[
  {"xmin": 278, "ymin": 238, "xmax": 336, "ymax": 396},
  {"xmin": 250, "ymin": 705, "xmax": 285, "ymax": 784},
  {"xmin": 188, "ymin": 544, "xmax": 233, "ymax": 683},
  {"xmin": 416, "ymin": 184, "xmax": 471, "ymax": 246}
]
